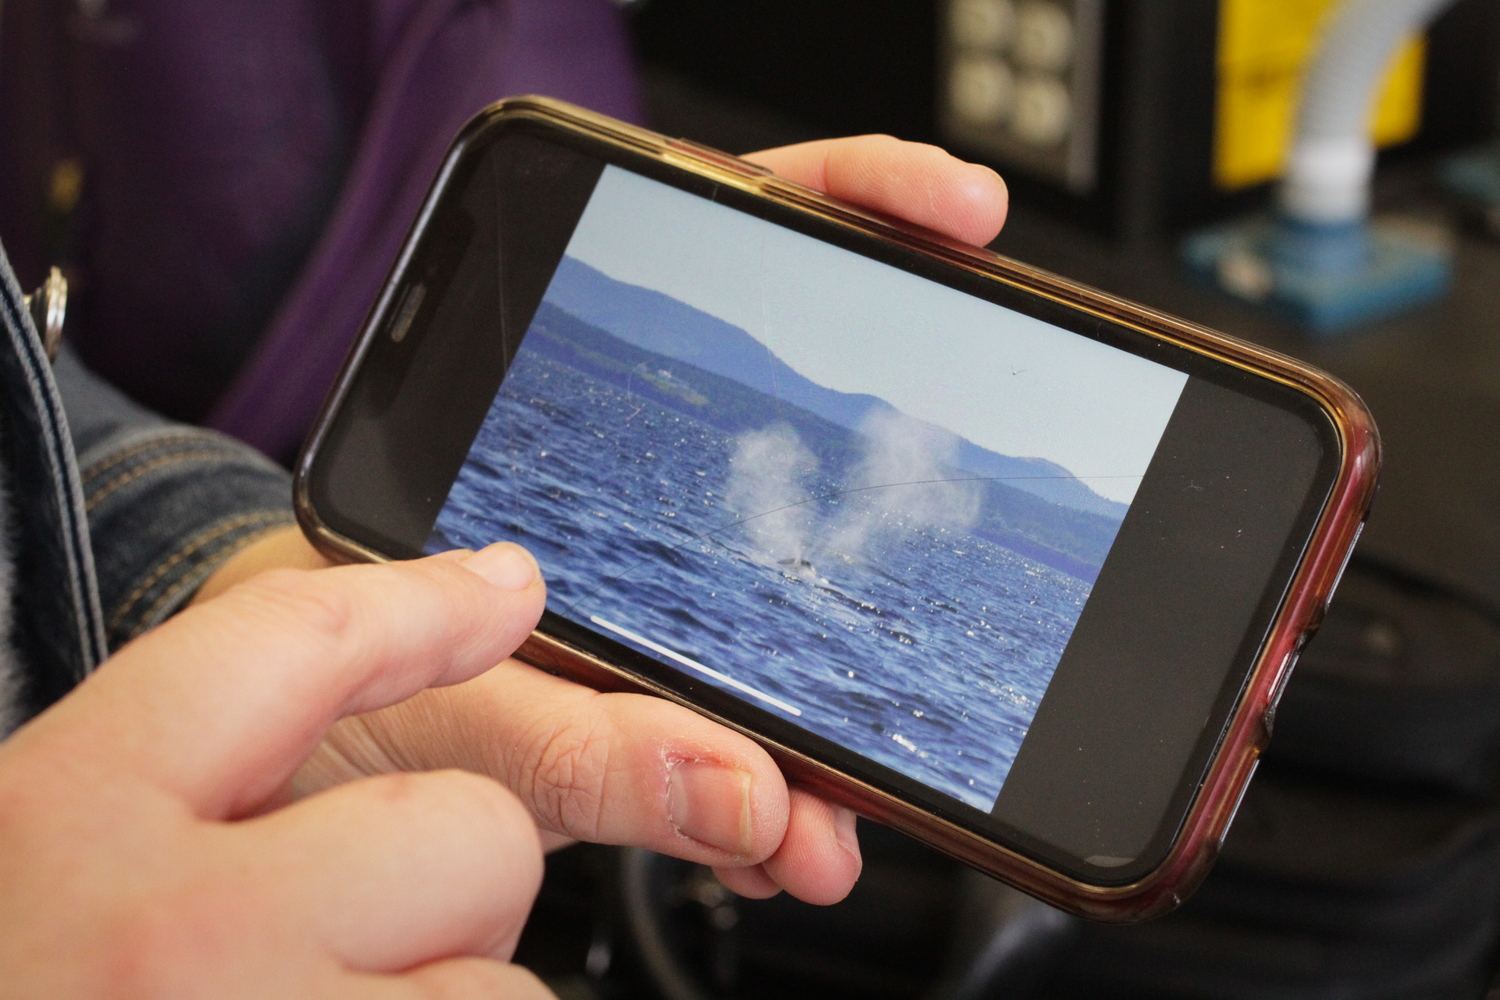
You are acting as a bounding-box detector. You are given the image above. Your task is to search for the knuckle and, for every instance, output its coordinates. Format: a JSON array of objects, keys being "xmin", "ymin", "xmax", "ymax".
[
  {"xmin": 228, "ymin": 569, "xmax": 358, "ymax": 651},
  {"xmin": 366, "ymin": 770, "xmax": 544, "ymax": 908},
  {"xmin": 516, "ymin": 716, "xmax": 614, "ymax": 841},
  {"xmin": 399, "ymin": 770, "xmax": 533, "ymax": 841}
]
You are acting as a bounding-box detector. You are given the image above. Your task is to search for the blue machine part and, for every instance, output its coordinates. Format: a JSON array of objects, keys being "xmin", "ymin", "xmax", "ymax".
[{"xmin": 1183, "ymin": 215, "xmax": 1452, "ymax": 335}]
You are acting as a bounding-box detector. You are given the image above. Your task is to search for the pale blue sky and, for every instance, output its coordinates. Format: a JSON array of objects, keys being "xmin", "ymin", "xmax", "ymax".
[{"xmin": 560, "ymin": 166, "xmax": 1188, "ymax": 505}]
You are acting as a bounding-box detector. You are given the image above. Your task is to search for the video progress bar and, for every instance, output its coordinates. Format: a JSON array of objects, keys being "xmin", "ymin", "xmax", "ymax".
[{"xmin": 589, "ymin": 616, "xmax": 803, "ymax": 717}]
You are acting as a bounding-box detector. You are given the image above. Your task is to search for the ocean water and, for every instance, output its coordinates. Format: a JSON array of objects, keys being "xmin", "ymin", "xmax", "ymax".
[{"xmin": 429, "ymin": 348, "xmax": 1093, "ymax": 811}]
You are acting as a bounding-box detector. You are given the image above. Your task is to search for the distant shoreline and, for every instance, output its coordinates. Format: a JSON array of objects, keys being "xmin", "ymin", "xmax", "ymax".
[
  {"xmin": 523, "ymin": 301, "xmax": 1121, "ymax": 583},
  {"xmin": 543, "ymin": 255, "xmax": 1132, "ymax": 521}
]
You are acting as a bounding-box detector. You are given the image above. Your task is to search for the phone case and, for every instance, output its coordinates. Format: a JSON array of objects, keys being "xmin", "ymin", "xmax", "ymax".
[{"xmin": 295, "ymin": 97, "xmax": 1380, "ymax": 922}]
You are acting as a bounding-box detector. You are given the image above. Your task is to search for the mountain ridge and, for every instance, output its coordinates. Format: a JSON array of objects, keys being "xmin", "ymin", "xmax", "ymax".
[
  {"xmin": 545, "ymin": 255, "xmax": 1128, "ymax": 520},
  {"xmin": 522, "ymin": 301, "xmax": 1122, "ymax": 582}
]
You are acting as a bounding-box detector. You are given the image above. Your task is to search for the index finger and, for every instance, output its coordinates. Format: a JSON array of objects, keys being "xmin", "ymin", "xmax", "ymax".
[
  {"xmin": 743, "ymin": 135, "xmax": 1009, "ymax": 246},
  {"xmin": 4, "ymin": 544, "xmax": 546, "ymax": 819}
]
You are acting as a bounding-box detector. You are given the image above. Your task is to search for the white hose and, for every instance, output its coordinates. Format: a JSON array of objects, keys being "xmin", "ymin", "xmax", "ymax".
[{"xmin": 1279, "ymin": 0, "xmax": 1457, "ymax": 225}]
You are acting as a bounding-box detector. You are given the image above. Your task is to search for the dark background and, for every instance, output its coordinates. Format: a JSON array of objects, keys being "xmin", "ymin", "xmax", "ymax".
[{"xmin": 515, "ymin": 3, "xmax": 1500, "ymax": 999}]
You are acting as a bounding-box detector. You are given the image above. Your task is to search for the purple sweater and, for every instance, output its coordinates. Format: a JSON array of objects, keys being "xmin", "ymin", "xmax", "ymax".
[{"xmin": 0, "ymin": 0, "xmax": 641, "ymax": 460}]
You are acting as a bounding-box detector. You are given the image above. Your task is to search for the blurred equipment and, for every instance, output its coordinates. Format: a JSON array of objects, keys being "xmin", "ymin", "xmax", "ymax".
[
  {"xmin": 1207, "ymin": 0, "xmax": 1427, "ymax": 196},
  {"xmin": 940, "ymin": 0, "xmax": 1105, "ymax": 194},
  {"xmin": 1182, "ymin": 0, "xmax": 1464, "ymax": 335},
  {"xmin": 632, "ymin": 0, "xmax": 1499, "ymax": 242},
  {"xmin": 1184, "ymin": 0, "xmax": 1458, "ymax": 333},
  {"xmin": 937, "ymin": 0, "xmax": 1495, "ymax": 240}
]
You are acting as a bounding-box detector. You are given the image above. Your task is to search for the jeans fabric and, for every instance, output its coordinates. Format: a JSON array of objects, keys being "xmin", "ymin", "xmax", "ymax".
[
  {"xmin": 0, "ymin": 241, "xmax": 296, "ymax": 722},
  {"xmin": 0, "ymin": 245, "xmax": 106, "ymax": 716}
]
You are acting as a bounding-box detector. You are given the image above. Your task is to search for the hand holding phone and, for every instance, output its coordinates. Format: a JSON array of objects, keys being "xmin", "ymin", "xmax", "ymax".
[
  {"xmin": 289, "ymin": 130, "xmax": 1012, "ymax": 909},
  {"xmin": 297, "ymin": 100, "xmax": 1377, "ymax": 920}
]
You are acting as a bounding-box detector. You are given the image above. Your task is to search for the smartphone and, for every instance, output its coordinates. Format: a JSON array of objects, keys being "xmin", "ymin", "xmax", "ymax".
[{"xmin": 295, "ymin": 97, "xmax": 1378, "ymax": 921}]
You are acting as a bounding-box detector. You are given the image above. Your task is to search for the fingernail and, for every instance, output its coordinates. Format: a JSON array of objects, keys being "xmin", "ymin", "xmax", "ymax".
[
  {"xmin": 669, "ymin": 761, "xmax": 754, "ymax": 857},
  {"xmin": 833, "ymin": 805, "xmax": 860, "ymax": 859},
  {"xmin": 460, "ymin": 542, "xmax": 539, "ymax": 590}
]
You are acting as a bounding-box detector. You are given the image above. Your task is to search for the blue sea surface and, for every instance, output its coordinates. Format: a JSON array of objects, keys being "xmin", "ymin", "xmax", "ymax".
[{"xmin": 429, "ymin": 347, "xmax": 1093, "ymax": 811}]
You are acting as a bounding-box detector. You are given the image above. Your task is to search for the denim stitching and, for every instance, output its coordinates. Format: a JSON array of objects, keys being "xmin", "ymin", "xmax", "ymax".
[
  {"xmin": 127, "ymin": 519, "xmax": 297, "ymax": 641},
  {"xmin": 85, "ymin": 449, "xmax": 234, "ymax": 512},
  {"xmin": 107, "ymin": 510, "xmax": 293, "ymax": 636},
  {"xmin": 80, "ymin": 432, "xmax": 208, "ymax": 483}
]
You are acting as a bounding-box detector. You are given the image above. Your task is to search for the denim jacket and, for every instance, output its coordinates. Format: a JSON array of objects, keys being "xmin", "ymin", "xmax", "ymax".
[{"xmin": 0, "ymin": 244, "xmax": 296, "ymax": 726}]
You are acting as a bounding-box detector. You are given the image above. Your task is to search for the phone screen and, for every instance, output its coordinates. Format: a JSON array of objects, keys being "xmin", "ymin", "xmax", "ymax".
[{"xmin": 423, "ymin": 164, "xmax": 1189, "ymax": 814}]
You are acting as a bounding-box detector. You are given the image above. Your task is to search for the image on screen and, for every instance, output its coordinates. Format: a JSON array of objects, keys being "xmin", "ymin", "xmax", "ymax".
[{"xmin": 426, "ymin": 166, "xmax": 1190, "ymax": 811}]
